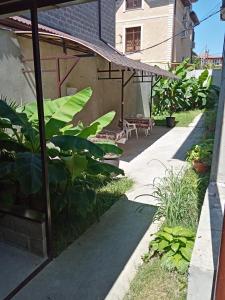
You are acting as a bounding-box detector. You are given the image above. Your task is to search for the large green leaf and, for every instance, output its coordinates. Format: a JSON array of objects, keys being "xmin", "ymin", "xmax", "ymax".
[
  {"xmin": 95, "ymin": 142, "xmax": 123, "ymax": 155},
  {"xmin": 63, "ymin": 154, "xmax": 88, "ymax": 180},
  {"xmin": 0, "ymin": 131, "xmax": 29, "ymax": 152},
  {"xmin": 172, "ymin": 227, "xmax": 195, "ymax": 238},
  {"xmin": 51, "ymin": 135, "xmax": 104, "ymax": 158},
  {"xmin": 0, "ymin": 118, "xmax": 12, "ymax": 129},
  {"xmin": 45, "ymin": 88, "xmax": 92, "ymax": 138},
  {"xmin": 87, "ymin": 157, "xmax": 124, "ymax": 176},
  {"xmin": 0, "ymin": 100, "xmax": 27, "ymax": 127},
  {"xmin": 65, "ymin": 184, "xmax": 96, "ymax": 218},
  {"xmin": 0, "ymin": 140, "xmax": 28, "ymax": 152},
  {"xmin": 156, "ymin": 231, "xmax": 173, "ymax": 242},
  {"xmin": 0, "ymin": 100, "xmax": 38, "ymax": 148},
  {"xmin": 198, "ymin": 69, "xmax": 209, "ymax": 85},
  {"xmin": 77, "ymin": 111, "xmax": 116, "ymax": 139},
  {"xmin": 48, "ymin": 160, "xmax": 69, "ymax": 185},
  {"xmin": 90, "ymin": 111, "xmax": 115, "ymax": 133},
  {"xmin": 158, "ymin": 240, "xmax": 169, "ymax": 252},
  {"xmin": 52, "ymin": 88, "xmax": 92, "ymax": 122},
  {"xmin": 180, "ymin": 246, "xmax": 192, "ymax": 262},
  {"xmin": 77, "ymin": 123, "xmax": 99, "ymax": 139},
  {"xmin": 15, "ymin": 152, "xmax": 42, "ymax": 195},
  {"xmin": 171, "ymin": 242, "xmax": 180, "ymax": 253}
]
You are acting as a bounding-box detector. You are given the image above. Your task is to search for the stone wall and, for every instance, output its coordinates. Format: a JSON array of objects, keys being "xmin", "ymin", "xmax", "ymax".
[
  {"xmin": 0, "ymin": 214, "xmax": 47, "ymax": 257},
  {"xmin": 36, "ymin": 0, "xmax": 115, "ymax": 45}
]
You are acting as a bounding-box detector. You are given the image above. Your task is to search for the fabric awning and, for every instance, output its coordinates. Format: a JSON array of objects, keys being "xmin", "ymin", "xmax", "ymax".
[{"xmin": 2, "ymin": 16, "xmax": 177, "ymax": 79}]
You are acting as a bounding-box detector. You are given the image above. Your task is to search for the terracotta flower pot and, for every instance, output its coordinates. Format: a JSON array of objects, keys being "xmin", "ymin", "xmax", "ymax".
[{"xmin": 192, "ymin": 160, "xmax": 209, "ymax": 174}]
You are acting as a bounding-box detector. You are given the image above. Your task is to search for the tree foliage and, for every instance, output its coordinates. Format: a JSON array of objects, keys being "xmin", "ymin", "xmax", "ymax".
[{"xmin": 153, "ymin": 59, "xmax": 220, "ymax": 116}]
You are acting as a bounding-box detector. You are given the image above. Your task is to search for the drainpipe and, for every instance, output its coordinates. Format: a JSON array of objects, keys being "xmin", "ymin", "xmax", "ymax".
[
  {"xmin": 98, "ymin": 0, "xmax": 109, "ymax": 45},
  {"xmin": 98, "ymin": 0, "xmax": 121, "ymax": 54},
  {"xmin": 171, "ymin": 0, "xmax": 177, "ymax": 65}
]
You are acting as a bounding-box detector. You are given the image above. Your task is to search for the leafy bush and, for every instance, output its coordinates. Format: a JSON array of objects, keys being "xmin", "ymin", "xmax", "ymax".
[
  {"xmin": 186, "ymin": 139, "xmax": 214, "ymax": 166},
  {"xmin": 0, "ymin": 87, "xmax": 124, "ymax": 218},
  {"xmin": 204, "ymin": 110, "xmax": 217, "ymax": 133},
  {"xmin": 153, "ymin": 59, "xmax": 219, "ymax": 116},
  {"xmin": 152, "ymin": 168, "xmax": 199, "ymax": 229},
  {"xmin": 144, "ymin": 226, "xmax": 195, "ymax": 274}
]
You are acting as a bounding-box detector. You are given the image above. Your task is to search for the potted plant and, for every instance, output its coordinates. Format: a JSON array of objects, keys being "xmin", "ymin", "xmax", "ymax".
[
  {"xmin": 152, "ymin": 59, "xmax": 194, "ymax": 128},
  {"xmin": 186, "ymin": 140, "xmax": 213, "ymax": 173},
  {"xmin": 153, "ymin": 59, "xmax": 216, "ymax": 128}
]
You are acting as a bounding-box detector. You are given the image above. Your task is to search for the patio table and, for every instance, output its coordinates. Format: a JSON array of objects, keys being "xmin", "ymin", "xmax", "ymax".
[{"xmin": 125, "ymin": 117, "xmax": 155, "ymax": 129}]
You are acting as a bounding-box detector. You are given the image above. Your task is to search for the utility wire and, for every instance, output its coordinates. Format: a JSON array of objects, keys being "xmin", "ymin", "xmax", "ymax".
[
  {"xmin": 134, "ymin": 8, "xmax": 221, "ymax": 53},
  {"xmin": 201, "ymin": 0, "xmax": 221, "ymax": 19}
]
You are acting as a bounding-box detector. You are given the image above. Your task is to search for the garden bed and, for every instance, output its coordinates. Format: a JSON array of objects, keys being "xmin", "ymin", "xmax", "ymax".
[
  {"xmin": 124, "ymin": 107, "xmax": 216, "ymax": 299},
  {"xmin": 154, "ymin": 110, "xmax": 202, "ymax": 127},
  {"xmin": 124, "ymin": 257, "xmax": 187, "ymax": 300},
  {"xmin": 53, "ymin": 176, "xmax": 133, "ymax": 256}
]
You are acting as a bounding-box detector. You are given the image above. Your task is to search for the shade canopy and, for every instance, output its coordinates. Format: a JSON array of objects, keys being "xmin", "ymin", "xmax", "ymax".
[{"xmin": 2, "ymin": 16, "xmax": 178, "ymax": 79}]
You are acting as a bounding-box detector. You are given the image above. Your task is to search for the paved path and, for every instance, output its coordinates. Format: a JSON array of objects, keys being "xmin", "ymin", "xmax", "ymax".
[
  {"xmin": 14, "ymin": 115, "xmax": 205, "ymax": 300},
  {"xmin": 120, "ymin": 113, "xmax": 205, "ymax": 206}
]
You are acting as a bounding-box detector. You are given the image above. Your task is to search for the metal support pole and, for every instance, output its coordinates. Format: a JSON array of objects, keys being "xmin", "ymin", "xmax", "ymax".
[
  {"xmin": 31, "ymin": 3, "xmax": 53, "ymax": 259},
  {"xmin": 56, "ymin": 58, "xmax": 61, "ymax": 98},
  {"xmin": 109, "ymin": 62, "xmax": 112, "ymax": 79},
  {"xmin": 150, "ymin": 75, "xmax": 153, "ymax": 117},
  {"xmin": 121, "ymin": 70, "xmax": 125, "ymax": 125}
]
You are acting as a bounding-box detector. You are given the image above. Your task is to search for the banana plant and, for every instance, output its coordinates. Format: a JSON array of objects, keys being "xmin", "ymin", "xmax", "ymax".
[
  {"xmin": 0, "ymin": 87, "xmax": 124, "ymax": 203},
  {"xmin": 153, "ymin": 59, "xmax": 218, "ymax": 115}
]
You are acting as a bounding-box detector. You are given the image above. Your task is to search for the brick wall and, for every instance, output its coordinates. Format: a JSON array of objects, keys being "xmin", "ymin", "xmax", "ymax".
[{"xmin": 37, "ymin": 1, "xmax": 115, "ymax": 45}]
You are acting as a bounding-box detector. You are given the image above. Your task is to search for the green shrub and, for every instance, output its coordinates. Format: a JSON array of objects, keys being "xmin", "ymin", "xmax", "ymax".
[
  {"xmin": 186, "ymin": 139, "xmax": 214, "ymax": 166},
  {"xmin": 204, "ymin": 110, "xmax": 217, "ymax": 132},
  {"xmin": 144, "ymin": 226, "xmax": 195, "ymax": 274},
  {"xmin": 153, "ymin": 59, "xmax": 219, "ymax": 116},
  {"xmin": 153, "ymin": 168, "xmax": 199, "ymax": 229}
]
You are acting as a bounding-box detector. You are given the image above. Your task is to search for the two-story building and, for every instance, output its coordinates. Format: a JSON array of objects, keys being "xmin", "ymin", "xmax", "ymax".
[{"xmin": 116, "ymin": 0, "xmax": 199, "ymax": 68}]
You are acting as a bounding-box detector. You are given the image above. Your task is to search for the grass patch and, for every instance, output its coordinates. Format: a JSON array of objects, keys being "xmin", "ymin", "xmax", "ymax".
[
  {"xmin": 53, "ymin": 177, "xmax": 134, "ymax": 256},
  {"xmin": 124, "ymin": 258, "xmax": 187, "ymax": 300},
  {"xmin": 154, "ymin": 110, "xmax": 202, "ymax": 127},
  {"xmin": 153, "ymin": 168, "xmax": 199, "ymax": 229}
]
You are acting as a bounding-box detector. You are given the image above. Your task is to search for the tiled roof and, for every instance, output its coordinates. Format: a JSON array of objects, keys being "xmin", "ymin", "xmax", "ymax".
[{"xmin": 7, "ymin": 16, "xmax": 177, "ymax": 79}]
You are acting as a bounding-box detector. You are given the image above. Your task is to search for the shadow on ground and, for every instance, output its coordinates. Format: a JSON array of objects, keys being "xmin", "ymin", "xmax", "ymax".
[
  {"xmin": 14, "ymin": 198, "xmax": 157, "ymax": 300},
  {"xmin": 0, "ymin": 242, "xmax": 44, "ymax": 299},
  {"xmin": 120, "ymin": 126, "xmax": 171, "ymax": 162},
  {"xmin": 173, "ymin": 114, "xmax": 205, "ymax": 161}
]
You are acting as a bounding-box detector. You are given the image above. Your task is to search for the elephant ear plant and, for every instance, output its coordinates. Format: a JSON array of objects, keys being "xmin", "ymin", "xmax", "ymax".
[{"xmin": 0, "ymin": 87, "xmax": 124, "ymax": 218}]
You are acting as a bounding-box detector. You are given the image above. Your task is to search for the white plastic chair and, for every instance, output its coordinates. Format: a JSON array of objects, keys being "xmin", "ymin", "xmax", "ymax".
[
  {"xmin": 145, "ymin": 118, "xmax": 155, "ymax": 136},
  {"xmin": 123, "ymin": 120, "xmax": 138, "ymax": 139}
]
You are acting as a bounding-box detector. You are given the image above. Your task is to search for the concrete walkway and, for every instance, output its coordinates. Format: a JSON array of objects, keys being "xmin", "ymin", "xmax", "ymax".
[
  {"xmin": 0, "ymin": 242, "xmax": 43, "ymax": 299},
  {"xmin": 14, "ymin": 115, "xmax": 204, "ymax": 300}
]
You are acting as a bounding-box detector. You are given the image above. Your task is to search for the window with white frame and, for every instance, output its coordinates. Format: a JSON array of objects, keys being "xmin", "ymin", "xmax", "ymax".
[
  {"xmin": 126, "ymin": 0, "xmax": 142, "ymax": 10},
  {"xmin": 125, "ymin": 26, "xmax": 141, "ymax": 52}
]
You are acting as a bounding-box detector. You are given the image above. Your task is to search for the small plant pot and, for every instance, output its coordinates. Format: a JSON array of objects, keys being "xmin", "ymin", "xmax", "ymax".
[
  {"xmin": 166, "ymin": 117, "xmax": 176, "ymax": 128},
  {"xmin": 192, "ymin": 160, "xmax": 209, "ymax": 174},
  {"xmin": 103, "ymin": 154, "xmax": 120, "ymax": 168}
]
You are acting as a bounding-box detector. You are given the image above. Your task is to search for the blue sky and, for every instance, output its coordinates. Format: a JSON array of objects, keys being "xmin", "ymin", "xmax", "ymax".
[{"xmin": 193, "ymin": 0, "xmax": 225, "ymax": 55}]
